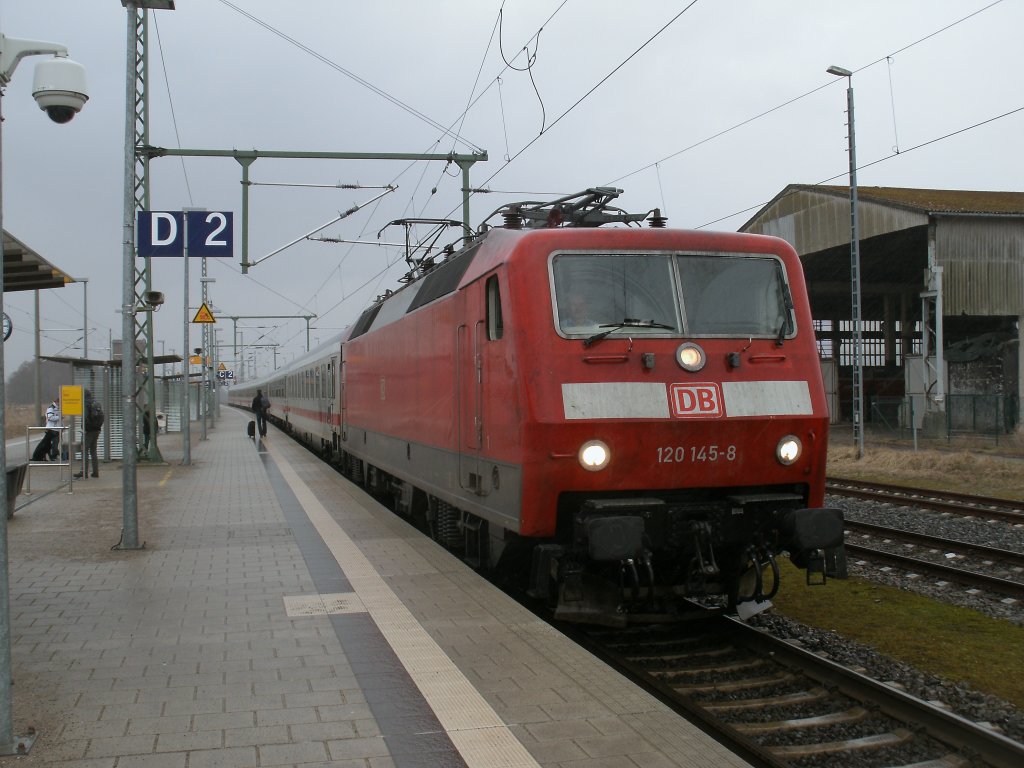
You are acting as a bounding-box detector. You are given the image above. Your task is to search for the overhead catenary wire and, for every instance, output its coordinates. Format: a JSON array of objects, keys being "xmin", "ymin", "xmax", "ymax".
[
  {"xmin": 695, "ymin": 105, "xmax": 1024, "ymax": 231},
  {"xmin": 886, "ymin": 56, "xmax": 901, "ymax": 154},
  {"xmin": 477, "ymin": 1, "xmax": 701, "ymax": 191},
  {"xmin": 153, "ymin": 17, "xmax": 194, "ymax": 206},
  {"xmin": 246, "ymin": 181, "xmax": 395, "ymax": 191},
  {"xmin": 309, "ymin": 0, "xmax": 696, "ymax": 334},
  {"xmin": 215, "ymin": 0, "xmax": 483, "ymax": 155},
  {"xmin": 608, "ymin": 0, "xmax": 1005, "ymax": 186},
  {"xmin": 297, "ymin": 2, "xmax": 697, "ymax": 347}
]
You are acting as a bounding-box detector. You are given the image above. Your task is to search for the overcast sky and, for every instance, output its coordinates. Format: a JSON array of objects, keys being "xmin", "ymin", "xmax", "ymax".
[{"xmin": 1, "ymin": 0, "xmax": 1021, "ymax": 381}]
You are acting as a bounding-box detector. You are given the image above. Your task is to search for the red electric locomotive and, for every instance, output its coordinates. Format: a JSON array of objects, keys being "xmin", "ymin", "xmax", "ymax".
[{"xmin": 234, "ymin": 188, "xmax": 846, "ymax": 625}]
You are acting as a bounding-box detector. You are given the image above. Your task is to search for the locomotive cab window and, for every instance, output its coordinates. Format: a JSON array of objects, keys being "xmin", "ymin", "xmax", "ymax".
[
  {"xmin": 551, "ymin": 253, "xmax": 679, "ymax": 336},
  {"xmin": 486, "ymin": 275, "xmax": 503, "ymax": 340},
  {"xmin": 677, "ymin": 254, "xmax": 794, "ymax": 338}
]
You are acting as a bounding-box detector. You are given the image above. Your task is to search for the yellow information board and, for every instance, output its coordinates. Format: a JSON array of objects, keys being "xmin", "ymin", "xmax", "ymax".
[{"xmin": 61, "ymin": 384, "xmax": 83, "ymax": 416}]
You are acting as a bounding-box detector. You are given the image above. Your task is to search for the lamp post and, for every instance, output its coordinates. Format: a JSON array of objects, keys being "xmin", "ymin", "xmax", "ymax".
[
  {"xmin": 0, "ymin": 29, "xmax": 88, "ymax": 757},
  {"xmin": 827, "ymin": 64, "xmax": 864, "ymax": 460},
  {"xmin": 77, "ymin": 277, "xmax": 88, "ymax": 358}
]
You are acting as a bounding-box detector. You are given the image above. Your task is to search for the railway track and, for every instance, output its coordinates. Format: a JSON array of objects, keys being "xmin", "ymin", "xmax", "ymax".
[
  {"xmin": 578, "ymin": 616, "xmax": 1024, "ymax": 768},
  {"xmin": 844, "ymin": 520, "xmax": 1024, "ymax": 599},
  {"xmin": 826, "ymin": 478, "xmax": 1024, "ymax": 524}
]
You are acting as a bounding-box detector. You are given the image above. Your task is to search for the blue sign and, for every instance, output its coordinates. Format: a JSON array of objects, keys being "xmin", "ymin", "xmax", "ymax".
[
  {"xmin": 186, "ymin": 211, "xmax": 233, "ymax": 257},
  {"xmin": 136, "ymin": 211, "xmax": 184, "ymax": 257},
  {"xmin": 136, "ymin": 210, "xmax": 233, "ymax": 258}
]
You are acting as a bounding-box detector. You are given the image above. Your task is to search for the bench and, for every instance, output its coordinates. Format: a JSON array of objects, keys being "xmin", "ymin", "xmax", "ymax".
[{"xmin": 6, "ymin": 462, "xmax": 28, "ymax": 520}]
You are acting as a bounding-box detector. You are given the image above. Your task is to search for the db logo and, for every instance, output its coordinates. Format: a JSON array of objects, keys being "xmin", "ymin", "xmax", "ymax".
[{"xmin": 669, "ymin": 383, "xmax": 723, "ymax": 418}]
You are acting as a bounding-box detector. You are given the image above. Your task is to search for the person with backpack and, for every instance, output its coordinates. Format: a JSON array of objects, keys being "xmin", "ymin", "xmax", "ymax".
[
  {"xmin": 75, "ymin": 389, "xmax": 104, "ymax": 479},
  {"xmin": 31, "ymin": 397, "xmax": 62, "ymax": 462},
  {"xmin": 251, "ymin": 389, "xmax": 270, "ymax": 438}
]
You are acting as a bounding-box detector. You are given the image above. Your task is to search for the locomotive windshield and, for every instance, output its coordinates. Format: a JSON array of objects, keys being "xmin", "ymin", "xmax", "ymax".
[
  {"xmin": 553, "ymin": 253, "xmax": 679, "ymax": 334},
  {"xmin": 552, "ymin": 251, "xmax": 793, "ymax": 338}
]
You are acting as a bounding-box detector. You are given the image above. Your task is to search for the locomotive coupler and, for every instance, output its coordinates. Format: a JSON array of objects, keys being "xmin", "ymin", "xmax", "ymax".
[{"xmin": 692, "ymin": 522, "xmax": 720, "ymax": 577}]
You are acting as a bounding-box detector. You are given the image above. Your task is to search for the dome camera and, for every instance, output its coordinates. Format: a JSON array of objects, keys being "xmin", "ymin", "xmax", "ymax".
[{"xmin": 32, "ymin": 56, "xmax": 88, "ymax": 124}]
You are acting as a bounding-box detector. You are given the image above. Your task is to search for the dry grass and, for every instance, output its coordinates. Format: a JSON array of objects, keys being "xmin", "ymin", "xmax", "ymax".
[
  {"xmin": 827, "ymin": 443, "xmax": 1024, "ymax": 501},
  {"xmin": 5, "ymin": 403, "xmax": 41, "ymax": 441}
]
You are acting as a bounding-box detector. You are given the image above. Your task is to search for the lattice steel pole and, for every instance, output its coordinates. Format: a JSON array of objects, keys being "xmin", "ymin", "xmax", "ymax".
[
  {"xmin": 120, "ymin": 1, "xmax": 175, "ymax": 550},
  {"xmin": 127, "ymin": 4, "xmax": 164, "ymax": 464}
]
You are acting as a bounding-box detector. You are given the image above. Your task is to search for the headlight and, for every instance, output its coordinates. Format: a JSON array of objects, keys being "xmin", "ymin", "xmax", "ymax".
[
  {"xmin": 579, "ymin": 439, "xmax": 610, "ymax": 471},
  {"xmin": 776, "ymin": 435, "xmax": 802, "ymax": 465},
  {"xmin": 675, "ymin": 342, "xmax": 705, "ymax": 372}
]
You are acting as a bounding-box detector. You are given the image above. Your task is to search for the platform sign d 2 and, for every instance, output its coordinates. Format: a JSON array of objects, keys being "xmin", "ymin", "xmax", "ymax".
[{"xmin": 136, "ymin": 210, "xmax": 233, "ymax": 258}]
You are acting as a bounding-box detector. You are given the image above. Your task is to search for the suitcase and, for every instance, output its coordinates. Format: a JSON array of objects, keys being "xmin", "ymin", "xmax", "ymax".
[{"xmin": 247, "ymin": 420, "xmax": 256, "ymax": 438}]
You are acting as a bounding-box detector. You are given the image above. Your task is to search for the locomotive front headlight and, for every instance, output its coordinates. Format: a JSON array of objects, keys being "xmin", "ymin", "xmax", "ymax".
[
  {"xmin": 579, "ymin": 439, "xmax": 610, "ymax": 471},
  {"xmin": 675, "ymin": 342, "xmax": 706, "ymax": 372},
  {"xmin": 776, "ymin": 435, "xmax": 802, "ymax": 465}
]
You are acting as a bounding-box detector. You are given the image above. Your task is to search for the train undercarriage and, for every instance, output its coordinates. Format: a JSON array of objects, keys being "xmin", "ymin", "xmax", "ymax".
[{"xmin": 328, "ymin": 441, "xmax": 847, "ymax": 627}]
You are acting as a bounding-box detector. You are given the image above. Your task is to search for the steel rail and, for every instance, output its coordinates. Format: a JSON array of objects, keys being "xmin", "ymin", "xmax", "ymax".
[
  {"xmin": 845, "ymin": 520, "xmax": 1024, "ymax": 568},
  {"xmin": 845, "ymin": 542, "xmax": 1024, "ymax": 598},
  {"xmin": 826, "ymin": 477, "xmax": 1024, "ymax": 523}
]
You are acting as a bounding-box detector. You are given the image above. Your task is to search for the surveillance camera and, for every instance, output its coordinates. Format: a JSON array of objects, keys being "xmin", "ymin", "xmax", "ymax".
[
  {"xmin": 32, "ymin": 56, "xmax": 88, "ymax": 124},
  {"xmin": 145, "ymin": 291, "xmax": 165, "ymax": 307}
]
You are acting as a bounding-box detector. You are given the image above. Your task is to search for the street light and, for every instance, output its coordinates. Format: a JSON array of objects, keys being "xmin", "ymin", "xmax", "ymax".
[
  {"xmin": 76, "ymin": 277, "xmax": 89, "ymax": 358},
  {"xmin": 0, "ymin": 28, "xmax": 88, "ymax": 758},
  {"xmin": 827, "ymin": 64, "xmax": 865, "ymax": 460}
]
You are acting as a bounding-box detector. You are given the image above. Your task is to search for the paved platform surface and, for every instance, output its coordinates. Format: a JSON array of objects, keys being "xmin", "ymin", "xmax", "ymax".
[{"xmin": 2, "ymin": 408, "xmax": 750, "ymax": 768}]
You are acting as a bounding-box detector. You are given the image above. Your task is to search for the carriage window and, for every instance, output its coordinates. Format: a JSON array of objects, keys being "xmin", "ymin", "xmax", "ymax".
[
  {"xmin": 552, "ymin": 253, "xmax": 679, "ymax": 335},
  {"xmin": 486, "ymin": 275, "xmax": 503, "ymax": 340},
  {"xmin": 677, "ymin": 255, "xmax": 792, "ymax": 337}
]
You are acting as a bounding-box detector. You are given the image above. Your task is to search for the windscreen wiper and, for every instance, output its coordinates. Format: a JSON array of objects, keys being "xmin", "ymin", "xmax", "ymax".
[
  {"xmin": 776, "ymin": 283, "xmax": 795, "ymax": 346},
  {"xmin": 583, "ymin": 318, "xmax": 675, "ymax": 348}
]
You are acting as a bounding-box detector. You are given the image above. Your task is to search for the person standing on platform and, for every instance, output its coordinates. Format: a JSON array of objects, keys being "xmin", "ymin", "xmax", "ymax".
[
  {"xmin": 75, "ymin": 389, "xmax": 104, "ymax": 479},
  {"xmin": 251, "ymin": 389, "xmax": 270, "ymax": 438},
  {"xmin": 31, "ymin": 398, "xmax": 62, "ymax": 462},
  {"xmin": 142, "ymin": 409, "xmax": 151, "ymax": 452}
]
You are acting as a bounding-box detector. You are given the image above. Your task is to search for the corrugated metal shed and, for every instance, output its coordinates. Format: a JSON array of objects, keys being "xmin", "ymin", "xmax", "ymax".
[{"xmin": 741, "ymin": 184, "xmax": 1024, "ymax": 320}]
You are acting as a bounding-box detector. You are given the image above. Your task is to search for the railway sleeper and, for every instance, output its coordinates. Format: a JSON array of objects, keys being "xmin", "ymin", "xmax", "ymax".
[
  {"xmin": 674, "ymin": 670, "xmax": 795, "ymax": 694},
  {"xmin": 702, "ymin": 686, "xmax": 830, "ymax": 712},
  {"xmin": 732, "ymin": 705, "xmax": 870, "ymax": 734},
  {"xmin": 767, "ymin": 727, "xmax": 914, "ymax": 758},
  {"xmin": 657, "ymin": 657, "xmax": 769, "ymax": 680}
]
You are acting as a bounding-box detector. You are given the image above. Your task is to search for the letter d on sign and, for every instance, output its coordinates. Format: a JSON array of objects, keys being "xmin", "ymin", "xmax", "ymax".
[
  {"xmin": 136, "ymin": 210, "xmax": 185, "ymax": 257},
  {"xmin": 152, "ymin": 212, "xmax": 178, "ymax": 246}
]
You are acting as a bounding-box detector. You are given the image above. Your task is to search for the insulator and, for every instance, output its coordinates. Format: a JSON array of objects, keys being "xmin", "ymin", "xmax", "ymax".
[
  {"xmin": 648, "ymin": 208, "xmax": 668, "ymax": 228},
  {"xmin": 502, "ymin": 208, "xmax": 523, "ymax": 229}
]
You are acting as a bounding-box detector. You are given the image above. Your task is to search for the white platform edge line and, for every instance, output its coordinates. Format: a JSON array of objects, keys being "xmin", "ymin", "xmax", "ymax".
[{"xmin": 267, "ymin": 442, "xmax": 541, "ymax": 768}]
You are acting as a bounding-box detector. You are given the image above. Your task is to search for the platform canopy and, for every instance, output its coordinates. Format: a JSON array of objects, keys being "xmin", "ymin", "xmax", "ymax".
[{"xmin": 2, "ymin": 229, "xmax": 75, "ymax": 293}]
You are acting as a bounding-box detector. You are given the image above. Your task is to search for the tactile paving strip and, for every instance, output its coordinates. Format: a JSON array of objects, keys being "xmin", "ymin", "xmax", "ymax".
[{"xmin": 268, "ymin": 441, "xmax": 541, "ymax": 768}]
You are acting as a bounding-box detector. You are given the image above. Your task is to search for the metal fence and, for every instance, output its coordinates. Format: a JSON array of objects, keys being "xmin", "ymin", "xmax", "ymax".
[{"xmin": 867, "ymin": 393, "xmax": 1019, "ymax": 446}]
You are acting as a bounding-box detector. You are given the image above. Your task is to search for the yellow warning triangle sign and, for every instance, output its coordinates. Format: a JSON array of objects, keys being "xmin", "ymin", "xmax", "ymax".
[
  {"xmin": 217, "ymin": 362, "xmax": 227, "ymax": 371},
  {"xmin": 192, "ymin": 303, "xmax": 216, "ymax": 324}
]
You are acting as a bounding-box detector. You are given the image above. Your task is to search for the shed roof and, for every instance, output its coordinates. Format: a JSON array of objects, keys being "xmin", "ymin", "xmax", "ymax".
[
  {"xmin": 2, "ymin": 229, "xmax": 75, "ymax": 293},
  {"xmin": 800, "ymin": 185, "xmax": 1024, "ymax": 216}
]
